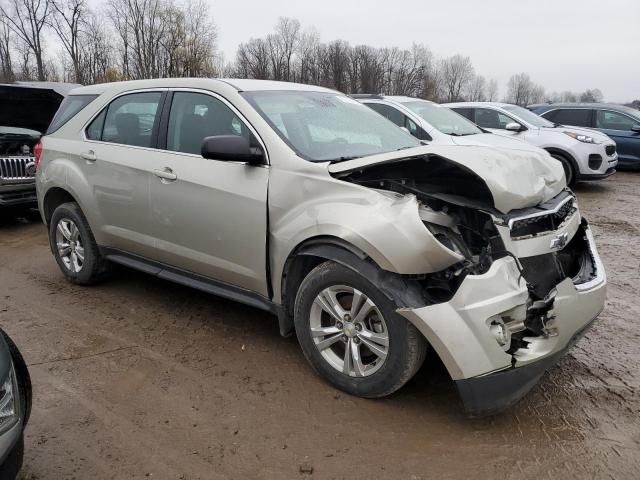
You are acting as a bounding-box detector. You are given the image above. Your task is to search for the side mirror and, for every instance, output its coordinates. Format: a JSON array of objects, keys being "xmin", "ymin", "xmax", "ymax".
[
  {"xmin": 201, "ymin": 135, "xmax": 265, "ymax": 165},
  {"xmin": 631, "ymin": 124, "xmax": 640, "ymax": 133},
  {"xmin": 505, "ymin": 122, "xmax": 524, "ymax": 132}
]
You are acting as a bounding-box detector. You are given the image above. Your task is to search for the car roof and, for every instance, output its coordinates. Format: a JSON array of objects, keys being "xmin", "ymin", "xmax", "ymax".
[
  {"xmin": 71, "ymin": 78, "xmax": 337, "ymax": 96},
  {"xmin": 528, "ymin": 102, "xmax": 640, "ymax": 115},
  {"xmin": 445, "ymin": 102, "xmax": 513, "ymax": 108},
  {"xmin": 352, "ymin": 94, "xmax": 435, "ymax": 105}
]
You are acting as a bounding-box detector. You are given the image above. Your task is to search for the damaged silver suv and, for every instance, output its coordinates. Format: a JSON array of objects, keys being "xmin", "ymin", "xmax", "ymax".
[{"xmin": 36, "ymin": 79, "xmax": 606, "ymax": 416}]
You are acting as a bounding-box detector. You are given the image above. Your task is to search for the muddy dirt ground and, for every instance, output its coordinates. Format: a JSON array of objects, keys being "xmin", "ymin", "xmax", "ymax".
[{"xmin": 1, "ymin": 172, "xmax": 639, "ymax": 480}]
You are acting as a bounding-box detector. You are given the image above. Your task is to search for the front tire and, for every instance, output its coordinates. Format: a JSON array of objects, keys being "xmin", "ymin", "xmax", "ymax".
[
  {"xmin": 49, "ymin": 202, "xmax": 109, "ymax": 285},
  {"xmin": 294, "ymin": 261, "xmax": 427, "ymax": 398}
]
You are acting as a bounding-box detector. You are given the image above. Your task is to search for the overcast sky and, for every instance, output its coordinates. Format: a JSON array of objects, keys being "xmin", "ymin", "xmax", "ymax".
[{"xmin": 212, "ymin": 0, "xmax": 639, "ymax": 102}]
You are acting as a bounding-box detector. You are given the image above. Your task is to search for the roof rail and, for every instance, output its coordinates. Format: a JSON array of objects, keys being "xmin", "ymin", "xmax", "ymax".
[{"xmin": 349, "ymin": 94, "xmax": 385, "ymax": 99}]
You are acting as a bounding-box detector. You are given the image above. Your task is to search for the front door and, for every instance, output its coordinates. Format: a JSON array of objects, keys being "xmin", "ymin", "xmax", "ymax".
[{"xmin": 149, "ymin": 91, "xmax": 269, "ymax": 296}]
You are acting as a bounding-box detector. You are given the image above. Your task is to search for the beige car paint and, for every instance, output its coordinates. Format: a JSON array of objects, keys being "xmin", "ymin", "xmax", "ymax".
[
  {"xmin": 36, "ymin": 78, "xmax": 606, "ymax": 391},
  {"xmin": 328, "ymin": 143, "xmax": 566, "ymax": 214}
]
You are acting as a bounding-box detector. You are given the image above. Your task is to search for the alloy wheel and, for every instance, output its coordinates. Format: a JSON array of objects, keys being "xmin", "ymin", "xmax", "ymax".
[
  {"xmin": 55, "ymin": 218, "xmax": 85, "ymax": 273},
  {"xmin": 309, "ymin": 285, "xmax": 389, "ymax": 377}
]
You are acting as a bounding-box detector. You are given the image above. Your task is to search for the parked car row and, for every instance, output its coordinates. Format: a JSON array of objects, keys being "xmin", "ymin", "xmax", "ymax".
[
  {"xmin": 350, "ymin": 94, "xmax": 621, "ymax": 186},
  {"xmin": 29, "ymin": 78, "xmax": 607, "ymax": 426},
  {"xmin": 528, "ymin": 103, "xmax": 640, "ymax": 169}
]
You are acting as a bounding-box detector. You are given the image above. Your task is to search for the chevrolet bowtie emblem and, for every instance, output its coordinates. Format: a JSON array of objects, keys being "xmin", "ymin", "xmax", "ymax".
[{"xmin": 550, "ymin": 232, "xmax": 569, "ymax": 250}]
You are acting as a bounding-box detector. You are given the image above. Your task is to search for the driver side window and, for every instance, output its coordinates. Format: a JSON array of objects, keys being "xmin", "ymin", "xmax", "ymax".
[
  {"xmin": 474, "ymin": 109, "xmax": 515, "ymax": 130},
  {"xmin": 166, "ymin": 92, "xmax": 255, "ymax": 155}
]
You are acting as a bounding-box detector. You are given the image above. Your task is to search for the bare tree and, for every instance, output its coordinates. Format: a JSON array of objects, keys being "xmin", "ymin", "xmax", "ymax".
[
  {"xmin": 235, "ymin": 38, "xmax": 271, "ymax": 79},
  {"xmin": 82, "ymin": 14, "xmax": 114, "ymax": 83},
  {"xmin": 0, "ymin": 19, "xmax": 14, "ymax": 81},
  {"xmin": 274, "ymin": 17, "xmax": 300, "ymax": 82},
  {"xmin": 440, "ymin": 54, "xmax": 474, "ymax": 102},
  {"xmin": 486, "ymin": 78, "xmax": 499, "ymax": 101},
  {"xmin": 50, "ymin": 0, "xmax": 88, "ymax": 83},
  {"xmin": 505, "ymin": 73, "xmax": 533, "ymax": 106},
  {"xmin": 182, "ymin": 0, "xmax": 218, "ymax": 77},
  {"xmin": 466, "ymin": 74, "xmax": 486, "ymax": 101},
  {"xmin": 580, "ymin": 88, "xmax": 603, "ymax": 103},
  {"xmin": 0, "ymin": 0, "xmax": 51, "ymax": 80}
]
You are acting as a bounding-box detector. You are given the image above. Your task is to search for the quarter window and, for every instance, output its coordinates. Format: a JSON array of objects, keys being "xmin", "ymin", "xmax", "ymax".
[
  {"xmin": 596, "ymin": 110, "xmax": 637, "ymax": 131},
  {"xmin": 47, "ymin": 95, "xmax": 98, "ymax": 134},
  {"xmin": 86, "ymin": 92, "xmax": 162, "ymax": 147},
  {"xmin": 166, "ymin": 92, "xmax": 254, "ymax": 155},
  {"xmin": 549, "ymin": 109, "xmax": 592, "ymax": 127}
]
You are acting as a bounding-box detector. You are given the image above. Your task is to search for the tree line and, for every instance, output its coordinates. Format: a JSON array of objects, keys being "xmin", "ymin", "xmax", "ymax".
[{"xmin": 0, "ymin": 3, "xmax": 631, "ymax": 106}]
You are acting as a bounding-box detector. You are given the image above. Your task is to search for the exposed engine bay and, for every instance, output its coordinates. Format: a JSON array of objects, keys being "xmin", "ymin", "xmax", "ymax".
[
  {"xmin": 333, "ymin": 154, "xmax": 599, "ymax": 354},
  {"xmin": 0, "ymin": 135, "xmax": 38, "ymax": 157}
]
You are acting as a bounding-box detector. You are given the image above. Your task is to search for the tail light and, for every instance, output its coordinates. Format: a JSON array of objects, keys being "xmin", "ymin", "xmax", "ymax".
[{"xmin": 34, "ymin": 142, "xmax": 43, "ymax": 169}]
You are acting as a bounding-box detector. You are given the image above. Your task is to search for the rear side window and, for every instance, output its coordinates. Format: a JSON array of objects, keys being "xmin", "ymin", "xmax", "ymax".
[
  {"xmin": 47, "ymin": 95, "xmax": 98, "ymax": 134},
  {"xmin": 86, "ymin": 92, "xmax": 162, "ymax": 147},
  {"xmin": 549, "ymin": 109, "xmax": 592, "ymax": 127}
]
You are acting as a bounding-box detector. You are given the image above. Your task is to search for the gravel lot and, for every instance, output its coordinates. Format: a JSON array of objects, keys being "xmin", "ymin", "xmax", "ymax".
[{"xmin": 1, "ymin": 172, "xmax": 639, "ymax": 480}]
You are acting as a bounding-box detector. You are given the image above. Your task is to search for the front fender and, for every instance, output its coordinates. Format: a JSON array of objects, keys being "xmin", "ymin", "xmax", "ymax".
[{"xmin": 268, "ymin": 168, "xmax": 462, "ymax": 303}]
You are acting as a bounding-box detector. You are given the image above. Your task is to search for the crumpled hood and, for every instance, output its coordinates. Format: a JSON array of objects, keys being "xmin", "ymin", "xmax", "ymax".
[{"xmin": 328, "ymin": 144, "xmax": 566, "ymax": 214}]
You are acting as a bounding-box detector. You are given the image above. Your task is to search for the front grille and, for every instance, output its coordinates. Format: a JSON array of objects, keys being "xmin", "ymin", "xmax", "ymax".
[
  {"xmin": 520, "ymin": 222, "xmax": 596, "ymax": 298},
  {"xmin": 588, "ymin": 154, "xmax": 603, "ymax": 170},
  {"xmin": 0, "ymin": 156, "xmax": 35, "ymax": 180},
  {"xmin": 509, "ymin": 197, "xmax": 577, "ymax": 239},
  {"xmin": 605, "ymin": 145, "xmax": 616, "ymax": 156}
]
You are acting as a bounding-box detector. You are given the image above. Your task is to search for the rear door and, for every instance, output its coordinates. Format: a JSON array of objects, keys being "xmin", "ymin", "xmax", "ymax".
[
  {"xmin": 148, "ymin": 90, "xmax": 269, "ymax": 296},
  {"xmin": 82, "ymin": 90, "xmax": 165, "ymax": 256},
  {"xmin": 543, "ymin": 108, "xmax": 593, "ymax": 128},
  {"xmin": 594, "ymin": 109, "xmax": 640, "ymax": 165}
]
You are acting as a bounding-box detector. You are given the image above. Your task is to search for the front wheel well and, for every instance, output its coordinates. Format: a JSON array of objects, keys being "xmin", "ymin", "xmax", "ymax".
[
  {"xmin": 43, "ymin": 188, "xmax": 78, "ymax": 225},
  {"xmin": 278, "ymin": 238, "xmax": 436, "ymax": 337}
]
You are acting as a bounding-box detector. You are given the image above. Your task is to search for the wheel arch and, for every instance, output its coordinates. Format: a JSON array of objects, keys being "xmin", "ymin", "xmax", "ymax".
[
  {"xmin": 277, "ymin": 236, "xmax": 430, "ymax": 337},
  {"xmin": 42, "ymin": 187, "xmax": 80, "ymax": 226},
  {"xmin": 544, "ymin": 147, "xmax": 579, "ymax": 177}
]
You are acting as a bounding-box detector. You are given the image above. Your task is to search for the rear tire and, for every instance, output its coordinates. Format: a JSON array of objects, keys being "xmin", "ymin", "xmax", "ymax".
[
  {"xmin": 294, "ymin": 261, "xmax": 427, "ymax": 398},
  {"xmin": 551, "ymin": 152, "xmax": 577, "ymax": 188},
  {"xmin": 49, "ymin": 202, "xmax": 109, "ymax": 285}
]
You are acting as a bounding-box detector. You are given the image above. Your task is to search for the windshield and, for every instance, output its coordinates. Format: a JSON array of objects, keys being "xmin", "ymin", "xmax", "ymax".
[
  {"xmin": 401, "ymin": 101, "xmax": 482, "ymax": 136},
  {"xmin": 503, "ymin": 105, "xmax": 555, "ymax": 128},
  {"xmin": 0, "ymin": 126, "xmax": 41, "ymax": 136},
  {"xmin": 241, "ymin": 91, "xmax": 420, "ymax": 162}
]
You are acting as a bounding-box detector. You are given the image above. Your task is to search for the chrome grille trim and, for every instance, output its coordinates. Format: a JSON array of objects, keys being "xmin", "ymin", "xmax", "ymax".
[{"xmin": 0, "ymin": 156, "xmax": 35, "ymax": 180}]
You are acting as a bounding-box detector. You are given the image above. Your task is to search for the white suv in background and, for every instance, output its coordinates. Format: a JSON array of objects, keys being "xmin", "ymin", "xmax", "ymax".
[
  {"xmin": 446, "ymin": 102, "xmax": 618, "ymax": 186},
  {"xmin": 353, "ymin": 95, "xmax": 545, "ymax": 155}
]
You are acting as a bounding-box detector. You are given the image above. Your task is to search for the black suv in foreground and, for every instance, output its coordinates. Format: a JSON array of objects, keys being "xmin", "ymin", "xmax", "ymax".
[
  {"xmin": 0, "ymin": 329, "xmax": 31, "ymax": 479},
  {"xmin": 0, "ymin": 82, "xmax": 80, "ymax": 209}
]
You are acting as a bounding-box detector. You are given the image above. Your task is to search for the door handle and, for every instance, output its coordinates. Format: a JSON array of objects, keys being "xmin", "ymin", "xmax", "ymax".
[
  {"xmin": 81, "ymin": 151, "xmax": 97, "ymax": 162},
  {"xmin": 153, "ymin": 167, "xmax": 177, "ymax": 182}
]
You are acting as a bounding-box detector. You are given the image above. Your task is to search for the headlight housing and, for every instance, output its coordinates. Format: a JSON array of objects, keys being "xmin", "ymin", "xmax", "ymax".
[
  {"xmin": 564, "ymin": 131, "xmax": 600, "ymax": 144},
  {"xmin": 0, "ymin": 366, "xmax": 18, "ymax": 434}
]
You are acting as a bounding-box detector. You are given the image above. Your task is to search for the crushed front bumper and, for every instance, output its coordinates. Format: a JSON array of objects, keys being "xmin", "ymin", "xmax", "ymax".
[{"xmin": 398, "ymin": 225, "xmax": 606, "ymax": 417}]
